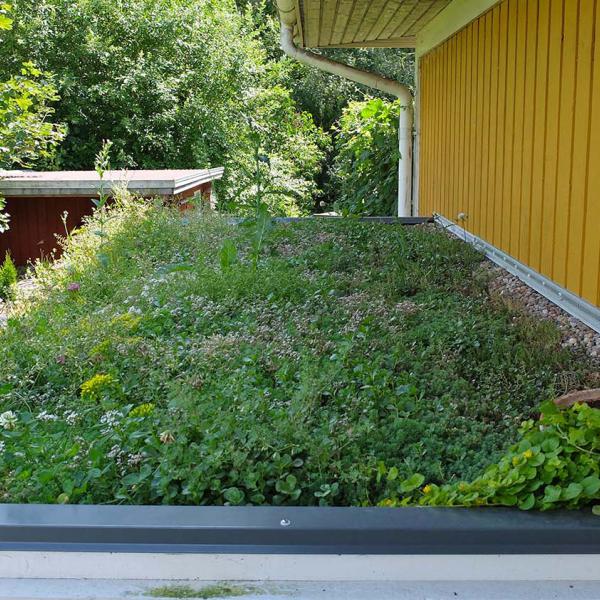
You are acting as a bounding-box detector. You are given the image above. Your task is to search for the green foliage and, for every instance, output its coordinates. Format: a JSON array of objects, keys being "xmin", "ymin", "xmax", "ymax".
[
  {"xmin": 0, "ymin": 199, "xmax": 596, "ymax": 507},
  {"xmin": 219, "ymin": 239, "xmax": 238, "ymax": 272},
  {"xmin": 0, "ymin": 3, "xmax": 64, "ymax": 230},
  {"xmin": 382, "ymin": 403, "xmax": 600, "ymax": 514},
  {"xmin": 331, "ymin": 98, "xmax": 402, "ymax": 216},
  {"xmin": 0, "ymin": 0, "xmax": 326, "ymax": 215},
  {"xmin": 0, "ymin": 2, "xmax": 13, "ymax": 30},
  {"xmin": 0, "ymin": 251, "xmax": 17, "ymax": 299},
  {"xmin": 0, "ymin": 61, "xmax": 64, "ymax": 170}
]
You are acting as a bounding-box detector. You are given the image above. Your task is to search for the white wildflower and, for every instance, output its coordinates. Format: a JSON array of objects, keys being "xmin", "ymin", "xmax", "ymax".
[
  {"xmin": 107, "ymin": 444, "xmax": 122, "ymax": 459},
  {"xmin": 0, "ymin": 441, "xmax": 5, "ymax": 452},
  {"xmin": 0, "ymin": 411, "xmax": 17, "ymax": 430},
  {"xmin": 37, "ymin": 411, "xmax": 59, "ymax": 422},
  {"xmin": 100, "ymin": 410, "xmax": 122, "ymax": 434},
  {"xmin": 64, "ymin": 410, "xmax": 79, "ymax": 425}
]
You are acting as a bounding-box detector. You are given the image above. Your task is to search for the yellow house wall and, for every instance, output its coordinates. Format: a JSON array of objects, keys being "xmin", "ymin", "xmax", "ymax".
[{"xmin": 419, "ymin": 0, "xmax": 600, "ymax": 308}]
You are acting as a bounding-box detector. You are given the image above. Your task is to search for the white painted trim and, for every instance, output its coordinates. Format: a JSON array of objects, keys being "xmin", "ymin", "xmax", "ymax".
[
  {"xmin": 435, "ymin": 215, "xmax": 600, "ymax": 334},
  {"xmin": 0, "ymin": 552, "xmax": 599, "ymax": 581},
  {"xmin": 416, "ymin": 0, "xmax": 502, "ymax": 57}
]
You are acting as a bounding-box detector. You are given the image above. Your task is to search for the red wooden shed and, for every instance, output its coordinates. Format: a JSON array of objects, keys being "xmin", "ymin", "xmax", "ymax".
[{"xmin": 0, "ymin": 168, "xmax": 224, "ymax": 265}]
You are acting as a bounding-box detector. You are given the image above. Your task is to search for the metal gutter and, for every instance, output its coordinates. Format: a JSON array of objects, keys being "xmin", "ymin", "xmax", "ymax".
[
  {"xmin": 435, "ymin": 214, "xmax": 600, "ymax": 334},
  {"xmin": 0, "ymin": 505, "xmax": 598, "ymax": 555}
]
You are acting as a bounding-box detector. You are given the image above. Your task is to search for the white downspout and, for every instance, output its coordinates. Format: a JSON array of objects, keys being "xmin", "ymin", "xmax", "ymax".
[{"xmin": 277, "ymin": 14, "xmax": 414, "ymax": 217}]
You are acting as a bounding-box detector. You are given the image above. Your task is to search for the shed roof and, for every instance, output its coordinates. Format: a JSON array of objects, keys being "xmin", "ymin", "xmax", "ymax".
[
  {"xmin": 290, "ymin": 0, "xmax": 453, "ymax": 48},
  {"xmin": 0, "ymin": 168, "xmax": 224, "ymax": 198}
]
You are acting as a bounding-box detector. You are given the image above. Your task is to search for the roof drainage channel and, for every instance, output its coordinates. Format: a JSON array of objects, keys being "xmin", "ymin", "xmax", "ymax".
[
  {"xmin": 228, "ymin": 216, "xmax": 434, "ymax": 225},
  {"xmin": 0, "ymin": 505, "xmax": 598, "ymax": 555}
]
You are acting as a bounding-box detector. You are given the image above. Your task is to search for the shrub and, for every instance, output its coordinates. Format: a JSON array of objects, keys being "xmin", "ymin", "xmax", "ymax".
[
  {"xmin": 330, "ymin": 98, "xmax": 402, "ymax": 216},
  {"xmin": 0, "ymin": 252, "xmax": 17, "ymax": 300}
]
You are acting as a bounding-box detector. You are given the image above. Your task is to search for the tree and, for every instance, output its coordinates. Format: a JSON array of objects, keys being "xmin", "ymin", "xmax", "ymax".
[
  {"xmin": 330, "ymin": 98, "xmax": 401, "ymax": 216},
  {"xmin": 0, "ymin": 0, "xmax": 327, "ymax": 214},
  {"xmin": 0, "ymin": 2, "xmax": 64, "ymax": 232}
]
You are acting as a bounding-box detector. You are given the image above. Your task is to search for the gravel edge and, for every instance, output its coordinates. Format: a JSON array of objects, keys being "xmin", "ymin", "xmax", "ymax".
[{"xmin": 485, "ymin": 263, "xmax": 600, "ymax": 360}]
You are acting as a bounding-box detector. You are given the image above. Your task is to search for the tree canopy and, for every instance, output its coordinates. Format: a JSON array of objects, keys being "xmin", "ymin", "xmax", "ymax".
[{"xmin": 0, "ymin": 0, "xmax": 414, "ymax": 215}]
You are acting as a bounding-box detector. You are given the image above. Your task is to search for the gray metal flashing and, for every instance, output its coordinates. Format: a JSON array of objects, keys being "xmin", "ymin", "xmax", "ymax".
[
  {"xmin": 228, "ymin": 216, "xmax": 433, "ymax": 225},
  {"xmin": 0, "ymin": 505, "xmax": 598, "ymax": 555},
  {"xmin": 435, "ymin": 214, "xmax": 600, "ymax": 334},
  {"xmin": 0, "ymin": 168, "xmax": 225, "ymax": 198}
]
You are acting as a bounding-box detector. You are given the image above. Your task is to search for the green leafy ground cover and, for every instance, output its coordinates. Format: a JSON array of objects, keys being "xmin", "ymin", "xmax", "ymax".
[{"xmin": 0, "ymin": 198, "xmax": 598, "ymax": 507}]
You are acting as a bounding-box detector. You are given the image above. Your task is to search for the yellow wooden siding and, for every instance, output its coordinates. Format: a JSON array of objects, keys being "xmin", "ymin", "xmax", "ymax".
[{"xmin": 419, "ymin": 0, "xmax": 600, "ymax": 307}]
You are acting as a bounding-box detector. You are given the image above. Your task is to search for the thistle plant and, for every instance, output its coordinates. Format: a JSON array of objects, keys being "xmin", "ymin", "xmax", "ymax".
[{"xmin": 93, "ymin": 140, "xmax": 113, "ymax": 266}]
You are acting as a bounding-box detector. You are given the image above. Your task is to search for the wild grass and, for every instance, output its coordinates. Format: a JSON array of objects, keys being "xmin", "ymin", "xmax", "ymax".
[{"xmin": 0, "ymin": 196, "xmax": 595, "ymax": 506}]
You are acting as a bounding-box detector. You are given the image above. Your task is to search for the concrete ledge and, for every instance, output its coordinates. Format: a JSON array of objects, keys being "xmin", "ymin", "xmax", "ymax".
[
  {"xmin": 2, "ymin": 552, "xmax": 600, "ymax": 581},
  {"xmin": 0, "ymin": 505, "xmax": 598, "ymax": 555}
]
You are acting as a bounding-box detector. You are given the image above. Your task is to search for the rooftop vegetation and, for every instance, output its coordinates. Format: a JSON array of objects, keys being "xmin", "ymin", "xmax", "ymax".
[{"xmin": 0, "ymin": 197, "xmax": 598, "ymax": 511}]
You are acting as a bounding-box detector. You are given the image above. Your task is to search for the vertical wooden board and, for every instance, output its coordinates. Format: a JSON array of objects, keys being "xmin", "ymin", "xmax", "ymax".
[
  {"xmin": 457, "ymin": 27, "xmax": 473, "ymax": 227},
  {"xmin": 444, "ymin": 38, "xmax": 453, "ymax": 220},
  {"xmin": 456, "ymin": 27, "xmax": 468, "ymax": 227},
  {"xmin": 450, "ymin": 34, "xmax": 462, "ymax": 221},
  {"xmin": 552, "ymin": 0, "xmax": 578, "ymax": 287},
  {"xmin": 582, "ymin": 0, "xmax": 600, "ymax": 304},
  {"xmin": 500, "ymin": 0, "xmax": 517, "ymax": 254},
  {"xmin": 529, "ymin": 0, "xmax": 551, "ymax": 273},
  {"xmin": 448, "ymin": 36, "xmax": 457, "ymax": 221},
  {"xmin": 567, "ymin": 0, "xmax": 595, "ymax": 296},
  {"xmin": 466, "ymin": 20, "xmax": 479, "ymax": 232},
  {"xmin": 456, "ymin": 28, "xmax": 468, "ymax": 222},
  {"xmin": 33, "ymin": 196, "xmax": 47, "ymax": 258},
  {"xmin": 480, "ymin": 11, "xmax": 493, "ymax": 241},
  {"xmin": 439, "ymin": 43, "xmax": 449, "ymax": 218},
  {"xmin": 486, "ymin": 6, "xmax": 500, "ymax": 245},
  {"xmin": 540, "ymin": 0, "xmax": 564, "ymax": 280},
  {"xmin": 471, "ymin": 18, "xmax": 485, "ymax": 235},
  {"xmin": 460, "ymin": 24, "xmax": 477, "ymax": 230},
  {"xmin": 509, "ymin": 0, "xmax": 527, "ymax": 259},
  {"xmin": 518, "ymin": 0, "xmax": 538, "ymax": 265},
  {"xmin": 493, "ymin": 1, "xmax": 509, "ymax": 249},
  {"xmin": 434, "ymin": 47, "xmax": 443, "ymax": 214}
]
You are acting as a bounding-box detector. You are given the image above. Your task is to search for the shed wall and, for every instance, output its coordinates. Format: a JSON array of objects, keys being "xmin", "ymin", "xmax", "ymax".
[
  {"xmin": 419, "ymin": 0, "xmax": 600, "ymax": 308},
  {"xmin": 0, "ymin": 182, "xmax": 213, "ymax": 265}
]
